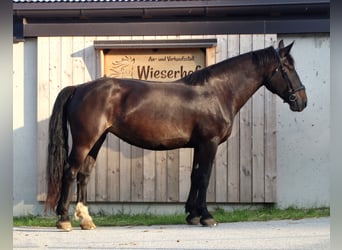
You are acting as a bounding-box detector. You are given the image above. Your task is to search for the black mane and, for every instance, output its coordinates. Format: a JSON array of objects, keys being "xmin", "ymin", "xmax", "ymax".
[
  {"xmin": 251, "ymin": 46, "xmax": 278, "ymax": 67},
  {"xmin": 180, "ymin": 46, "xmax": 279, "ymax": 86},
  {"xmin": 180, "ymin": 67, "xmax": 211, "ymax": 86}
]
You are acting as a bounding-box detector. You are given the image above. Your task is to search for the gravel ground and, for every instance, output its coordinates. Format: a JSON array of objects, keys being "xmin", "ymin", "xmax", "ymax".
[{"xmin": 13, "ymin": 217, "xmax": 329, "ymax": 250}]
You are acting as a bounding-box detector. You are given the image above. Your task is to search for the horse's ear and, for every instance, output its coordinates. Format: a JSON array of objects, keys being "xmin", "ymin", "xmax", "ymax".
[
  {"xmin": 285, "ymin": 41, "xmax": 294, "ymax": 53},
  {"xmin": 278, "ymin": 40, "xmax": 285, "ymax": 49},
  {"xmin": 279, "ymin": 40, "xmax": 295, "ymax": 57}
]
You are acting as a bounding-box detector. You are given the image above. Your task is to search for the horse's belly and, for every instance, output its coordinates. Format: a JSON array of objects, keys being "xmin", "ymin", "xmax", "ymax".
[
  {"xmin": 109, "ymin": 122, "xmax": 192, "ymax": 150},
  {"xmin": 118, "ymin": 133, "xmax": 191, "ymax": 150}
]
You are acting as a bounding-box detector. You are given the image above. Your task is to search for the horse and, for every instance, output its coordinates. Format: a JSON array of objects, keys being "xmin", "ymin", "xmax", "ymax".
[{"xmin": 45, "ymin": 40, "xmax": 307, "ymax": 231}]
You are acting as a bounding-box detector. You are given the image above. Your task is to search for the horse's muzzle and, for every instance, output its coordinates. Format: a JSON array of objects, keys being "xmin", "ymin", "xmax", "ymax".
[{"xmin": 289, "ymin": 92, "xmax": 307, "ymax": 112}]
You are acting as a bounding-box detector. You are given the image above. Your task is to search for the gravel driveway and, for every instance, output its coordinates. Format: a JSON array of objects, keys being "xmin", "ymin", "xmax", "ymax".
[{"xmin": 13, "ymin": 217, "xmax": 329, "ymax": 250}]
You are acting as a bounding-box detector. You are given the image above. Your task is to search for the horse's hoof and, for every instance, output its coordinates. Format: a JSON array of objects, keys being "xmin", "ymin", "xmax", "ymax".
[
  {"xmin": 186, "ymin": 215, "xmax": 201, "ymax": 225},
  {"xmin": 56, "ymin": 220, "xmax": 72, "ymax": 232},
  {"xmin": 200, "ymin": 217, "xmax": 218, "ymax": 227},
  {"xmin": 80, "ymin": 220, "xmax": 96, "ymax": 230}
]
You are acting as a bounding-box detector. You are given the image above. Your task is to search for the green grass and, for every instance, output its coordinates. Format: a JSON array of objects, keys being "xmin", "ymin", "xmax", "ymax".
[{"xmin": 13, "ymin": 206, "xmax": 329, "ymax": 228}]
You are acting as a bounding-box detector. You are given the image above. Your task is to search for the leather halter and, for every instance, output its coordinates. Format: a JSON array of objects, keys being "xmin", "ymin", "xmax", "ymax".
[{"xmin": 266, "ymin": 49, "xmax": 306, "ymax": 103}]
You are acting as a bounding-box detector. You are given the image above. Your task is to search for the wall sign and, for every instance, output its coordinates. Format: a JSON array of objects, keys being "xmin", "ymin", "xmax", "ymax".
[{"xmin": 103, "ymin": 48, "xmax": 205, "ymax": 81}]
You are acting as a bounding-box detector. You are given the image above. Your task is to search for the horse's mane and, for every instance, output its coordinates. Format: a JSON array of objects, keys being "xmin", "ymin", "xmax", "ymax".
[
  {"xmin": 251, "ymin": 46, "xmax": 278, "ymax": 67},
  {"xmin": 180, "ymin": 46, "xmax": 293, "ymax": 86},
  {"xmin": 252, "ymin": 46, "xmax": 295, "ymax": 67},
  {"xmin": 180, "ymin": 67, "xmax": 211, "ymax": 86}
]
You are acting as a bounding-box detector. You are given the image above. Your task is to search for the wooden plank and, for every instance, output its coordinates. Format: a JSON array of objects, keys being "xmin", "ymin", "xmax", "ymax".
[
  {"xmin": 215, "ymin": 143, "xmax": 228, "ymax": 202},
  {"xmin": 37, "ymin": 37, "xmax": 50, "ymax": 201},
  {"xmin": 60, "ymin": 37, "xmax": 73, "ymax": 87},
  {"xmin": 264, "ymin": 34, "xmax": 277, "ymax": 202},
  {"xmin": 264, "ymin": 92, "xmax": 277, "ymax": 202},
  {"xmin": 264, "ymin": 91, "xmax": 277, "ymax": 202},
  {"xmin": 252, "ymin": 34, "xmax": 266, "ymax": 203},
  {"xmin": 155, "ymin": 151, "xmax": 167, "ymax": 202},
  {"xmin": 227, "ymin": 34, "xmax": 241, "ymax": 203},
  {"xmin": 84, "ymin": 36, "xmax": 97, "ymax": 82},
  {"xmin": 205, "ymin": 46, "xmax": 216, "ymax": 66},
  {"xmin": 95, "ymin": 140, "xmax": 108, "ymax": 202},
  {"xmin": 239, "ymin": 34, "xmax": 253, "ymax": 203},
  {"xmin": 214, "ymin": 35, "xmax": 228, "ymax": 202},
  {"xmin": 98, "ymin": 36, "xmax": 114, "ymax": 77},
  {"xmin": 48, "ymin": 37, "xmax": 62, "ymax": 106},
  {"xmin": 107, "ymin": 134, "xmax": 120, "ymax": 201},
  {"xmin": 143, "ymin": 149, "xmax": 156, "ymax": 201},
  {"xmin": 119, "ymin": 141, "xmax": 132, "ymax": 202},
  {"xmin": 167, "ymin": 149, "xmax": 179, "ymax": 202},
  {"xmin": 131, "ymin": 146, "xmax": 144, "ymax": 201},
  {"xmin": 179, "ymin": 148, "xmax": 192, "ymax": 202},
  {"xmin": 72, "ymin": 36, "xmax": 86, "ymax": 86}
]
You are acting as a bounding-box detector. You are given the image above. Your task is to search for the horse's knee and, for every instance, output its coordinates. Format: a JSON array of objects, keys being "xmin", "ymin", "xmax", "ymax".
[
  {"xmin": 78, "ymin": 156, "xmax": 96, "ymax": 184},
  {"xmin": 64, "ymin": 168, "xmax": 78, "ymax": 182},
  {"xmin": 77, "ymin": 172, "xmax": 90, "ymax": 185}
]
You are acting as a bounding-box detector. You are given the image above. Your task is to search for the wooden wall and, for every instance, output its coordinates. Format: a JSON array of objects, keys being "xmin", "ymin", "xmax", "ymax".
[{"xmin": 36, "ymin": 34, "xmax": 277, "ymax": 204}]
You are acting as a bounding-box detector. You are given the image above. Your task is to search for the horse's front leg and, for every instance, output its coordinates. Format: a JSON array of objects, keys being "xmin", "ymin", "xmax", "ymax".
[
  {"xmin": 196, "ymin": 159, "xmax": 217, "ymax": 227},
  {"xmin": 185, "ymin": 150, "xmax": 201, "ymax": 225},
  {"xmin": 186, "ymin": 141, "xmax": 218, "ymax": 227}
]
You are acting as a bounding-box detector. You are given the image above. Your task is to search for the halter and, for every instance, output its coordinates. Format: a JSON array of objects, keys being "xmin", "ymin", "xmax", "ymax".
[{"xmin": 267, "ymin": 49, "xmax": 306, "ymax": 103}]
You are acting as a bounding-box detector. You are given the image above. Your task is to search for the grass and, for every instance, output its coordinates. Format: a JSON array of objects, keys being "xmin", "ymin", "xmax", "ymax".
[{"xmin": 13, "ymin": 206, "xmax": 329, "ymax": 228}]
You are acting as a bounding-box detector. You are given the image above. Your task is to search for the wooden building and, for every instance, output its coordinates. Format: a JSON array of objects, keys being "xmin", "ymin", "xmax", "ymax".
[{"xmin": 13, "ymin": 0, "xmax": 329, "ymax": 209}]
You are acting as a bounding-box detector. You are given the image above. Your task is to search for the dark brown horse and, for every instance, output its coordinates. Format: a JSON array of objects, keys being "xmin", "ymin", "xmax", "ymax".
[{"xmin": 45, "ymin": 40, "xmax": 307, "ymax": 231}]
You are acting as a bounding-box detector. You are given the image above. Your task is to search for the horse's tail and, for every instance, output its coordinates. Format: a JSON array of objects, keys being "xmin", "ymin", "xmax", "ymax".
[{"xmin": 45, "ymin": 86, "xmax": 76, "ymax": 212}]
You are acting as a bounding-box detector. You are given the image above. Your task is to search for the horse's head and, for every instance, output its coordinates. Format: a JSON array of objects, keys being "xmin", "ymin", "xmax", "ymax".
[{"xmin": 265, "ymin": 40, "xmax": 307, "ymax": 112}]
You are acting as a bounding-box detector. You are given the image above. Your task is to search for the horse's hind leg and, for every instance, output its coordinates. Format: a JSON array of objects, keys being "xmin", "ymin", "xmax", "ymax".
[
  {"xmin": 56, "ymin": 147, "xmax": 88, "ymax": 231},
  {"xmin": 75, "ymin": 133, "xmax": 107, "ymax": 230},
  {"xmin": 74, "ymin": 156, "xmax": 96, "ymax": 230}
]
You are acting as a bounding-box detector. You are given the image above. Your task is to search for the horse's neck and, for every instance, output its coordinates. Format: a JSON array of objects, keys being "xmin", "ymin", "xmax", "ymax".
[{"xmin": 211, "ymin": 55, "xmax": 266, "ymax": 116}]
